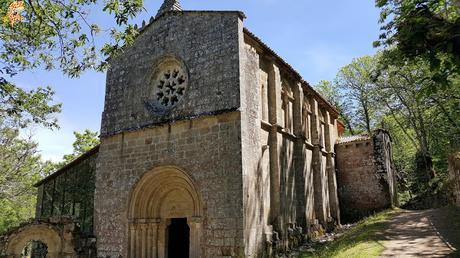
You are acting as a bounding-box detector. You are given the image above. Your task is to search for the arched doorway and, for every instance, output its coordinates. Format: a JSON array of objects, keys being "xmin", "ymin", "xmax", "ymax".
[
  {"xmin": 128, "ymin": 166, "xmax": 203, "ymax": 258},
  {"xmin": 3, "ymin": 223, "xmax": 71, "ymax": 258}
]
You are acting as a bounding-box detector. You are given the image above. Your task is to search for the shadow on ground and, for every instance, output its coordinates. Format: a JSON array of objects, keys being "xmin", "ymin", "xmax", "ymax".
[
  {"xmin": 428, "ymin": 206, "xmax": 460, "ymax": 257},
  {"xmin": 299, "ymin": 207, "xmax": 460, "ymax": 258},
  {"xmin": 380, "ymin": 207, "xmax": 460, "ymax": 258}
]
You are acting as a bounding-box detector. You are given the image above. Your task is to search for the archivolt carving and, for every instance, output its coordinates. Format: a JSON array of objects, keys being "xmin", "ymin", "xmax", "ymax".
[
  {"xmin": 127, "ymin": 166, "xmax": 203, "ymax": 258},
  {"xmin": 129, "ymin": 166, "xmax": 202, "ymax": 219}
]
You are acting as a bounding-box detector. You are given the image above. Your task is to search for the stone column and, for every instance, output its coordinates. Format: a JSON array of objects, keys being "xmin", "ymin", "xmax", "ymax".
[
  {"xmin": 267, "ymin": 61, "xmax": 282, "ymax": 229},
  {"xmin": 129, "ymin": 223, "xmax": 136, "ymax": 258},
  {"xmin": 140, "ymin": 223, "xmax": 147, "ymax": 258},
  {"xmin": 311, "ymin": 99, "xmax": 327, "ymax": 227},
  {"xmin": 157, "ymin": 219, "xmax": 168, "ymax": 258},
  {"xmin": 325, "ymin": 112, "xmax": 340, "ymax": 225},
  {"xmin": 293, "ymin": 83, "xmax": 307, "ymax": 230},
  {"xmin": 188, "ymin": 216, "xmax": 202, "ymax": 258},
  {"xmin": 148, "ymin": 219, "xmax": 160, "ymax": 258}
]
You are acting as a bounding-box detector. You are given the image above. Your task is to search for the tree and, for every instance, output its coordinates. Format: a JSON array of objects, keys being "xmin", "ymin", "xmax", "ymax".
[
  {"xmin": 1, "ymin": 0, "xmax": 142, "ymax": 78},
  {"xmin": 375, "ymin": 0, "xmax": 460, "ymax": 91},
  {"xmin": 0, "ymin": 80, "xmax": 61, "ymax": 129},
  {"xmin": 335, "ymin": 56, "xmax": 379, "ymax": 134},
  {"xmin": 1, "ymin": 0, "xmax": 143, "ymax": 124},
  {"xmin": 315, "ymin": 80, "xmax": 355, "ymax": 135},
  {"xmin": 0, "ymin": 125, "xmax": 54, "ymax": 233},
  {"xmin": 333, "ymin": 53, "xmax": 460, "ymax": 202},
  {"xmin": 0, "ymin": 0, "xmax": 138, "ymax": 232},
  {"xmin": 62, "ymin": 129, "xmax": 100, "ymax": 163},
  {"xmin": 375, "ymin": 56, "xmax": 460, "ymax": 197}
]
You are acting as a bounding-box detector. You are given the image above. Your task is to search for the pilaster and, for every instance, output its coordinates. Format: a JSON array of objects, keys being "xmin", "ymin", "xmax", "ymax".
[
  {"xmin": 311, "ymin": 99, "xmax": 327, "ymax": 227},
  {"xmin": 267, "ymin": 61, "xmax": 282, "ymax": 229},
  {"xmin": 325, "ymin": 111, "xmax": 340, "ymax": 225},
  {"xmin": 293, "ymin": 83, "xmax": 307, "ymax": 230}
]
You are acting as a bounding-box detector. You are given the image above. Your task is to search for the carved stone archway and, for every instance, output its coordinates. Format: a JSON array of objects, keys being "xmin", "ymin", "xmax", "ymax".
[
  {"xmin": 0, "ymin": 220, "xmax": 77, "ymax": 258},
  {"xmin": 128, "ymin": 166, "xmax": 203, "ymax": 258}
]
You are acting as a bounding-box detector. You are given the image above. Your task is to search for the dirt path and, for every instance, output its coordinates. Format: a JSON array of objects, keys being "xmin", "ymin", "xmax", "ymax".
[{"xmin": 380, "ymin": 209, "xmax": 459, "ymax": 257}]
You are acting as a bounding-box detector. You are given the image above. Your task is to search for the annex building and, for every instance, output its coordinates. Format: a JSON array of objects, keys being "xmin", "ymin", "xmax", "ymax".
[{"xmin": 0, "ymin": 1, "xmax": 397, "ymax": 257}]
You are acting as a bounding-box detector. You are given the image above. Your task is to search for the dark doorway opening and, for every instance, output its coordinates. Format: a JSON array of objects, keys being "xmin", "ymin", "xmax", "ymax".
[{"xmin": 167, "ymin": 218, "xmax": 190, "ymax": 258}]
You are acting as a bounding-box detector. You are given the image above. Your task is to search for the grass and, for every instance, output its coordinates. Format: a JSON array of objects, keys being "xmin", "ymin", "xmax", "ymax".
[{"xmin": 300, "ymin": 209, "xmax": 397, "ymax": 258}]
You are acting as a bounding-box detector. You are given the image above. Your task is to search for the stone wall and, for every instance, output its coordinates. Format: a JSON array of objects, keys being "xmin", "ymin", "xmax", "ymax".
[
  {"xmin": 96, "ymin": 11, "xmax": 247, "ymax": 257},
  {"xmin": 101, "ymin": 11, "xmax": 244, "ymax": 137},
  {"xmin": 336, "ymin": 130, "xmax": 396, "ymax": 222},
  {"xmin": 449, "ymin": 151, "xmax": 460, "ymax": 206},
  {"xmin": 94, "ymin": 112, "xmax": 244, "ymax": 257},
  {"xmin": 95, "ymin": 6, "xmax": 342, "ymax": 257},
  {"xmin": 241, "ymin": 30, "xmax": 341, "ymax": 256},
  {"xmin": 0, "ymin": 218, "xmax": 90, "ymax": 257}
]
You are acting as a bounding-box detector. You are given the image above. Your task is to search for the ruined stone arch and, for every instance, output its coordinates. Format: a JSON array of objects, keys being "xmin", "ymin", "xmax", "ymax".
[
  {"xmin": 2, "ymin": 222, "xmax": 76, "ymax": 258},
  {"xmin": 128, "ymin": 166, "xmax": 203, "ymax": 258}
]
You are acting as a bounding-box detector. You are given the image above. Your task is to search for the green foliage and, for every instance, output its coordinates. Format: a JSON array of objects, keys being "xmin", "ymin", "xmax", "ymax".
[
  {"xmin": 0, "ymin": 0, "xmax": 143, "ymax": 78},
  {"xmin": 331, "ymin": 51, "xmax": 459, "ymax": 201},
  {"xmin": 62, "ymin": 129, "xmax": 99, "ymax": 163},
  {"xmin": 301, "ymin": 209, "xmax": 396, "ymax": 258},
  {"xmin": 377, "ymin": 58, "xmax": 459, "ymax": 197},
  {"xmin": 0, "ymin": 80, "xmax": 61, "ymax": 129},
  {"xmin": 0, "ymin": 0, "xmax": 143, "ymax": 131},
  {"xmin": 39, "ymin": 152, "xmax": 96, "ymax": 234},
  {"xmin": 375, "ymin": 0, "xmax": 460, "ymax": 91},
  {"xmin": 0, "ymin": 57, "xmax": 60, "ymax": 233},
  {"xmin": 314, "ymin": 80, "xmax": 354, "ymax": 135},
  {"xmin": 335, "ymin": 56, "xmax": 379, "ymax": 134},
  {"xmin": 0, "ymin": 125, "xmax": 52, "ymax": 233}
]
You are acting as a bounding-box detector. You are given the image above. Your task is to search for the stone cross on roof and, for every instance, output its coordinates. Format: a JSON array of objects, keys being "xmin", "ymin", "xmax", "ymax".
[{"xmin": 156, "ymin": 0, "xmax": 183, "ymax": 18}]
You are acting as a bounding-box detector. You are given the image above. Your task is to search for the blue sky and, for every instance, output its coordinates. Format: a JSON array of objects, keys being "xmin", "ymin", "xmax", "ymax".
[{"xmin": 12, "ymin": 0, "xmax": 381, "ymax": 161}]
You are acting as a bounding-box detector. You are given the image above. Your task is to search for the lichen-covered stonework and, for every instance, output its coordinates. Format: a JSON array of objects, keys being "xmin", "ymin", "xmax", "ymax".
[
  {"xmin": 9, "ymin": 3, "xmax": 370, "ymax": 257},
  {"xmin": 96, "ymin": 113, "xmax": 244, "ymax": 257},
  {"xmin": 336, "ymin": 130, "xmax": 397, "ymax": 222},
  {"xmin": 100, "ymin": 11, "xmax": 244, "ymax": 137}
]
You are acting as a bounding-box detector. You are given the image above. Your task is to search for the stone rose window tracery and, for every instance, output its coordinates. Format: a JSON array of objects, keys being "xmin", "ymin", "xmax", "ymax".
[
  {"xmin": 150, "ymin": 57, "xmax": 188, "ymax": 111},
  {"xmin": 156, "ymin": 68, "xmax": 187, "ymax": 107}
]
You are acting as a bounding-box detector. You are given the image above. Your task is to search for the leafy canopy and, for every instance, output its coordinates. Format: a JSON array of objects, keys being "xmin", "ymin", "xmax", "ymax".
[
  {"xmin": 62, "ymin": 129, "xmax": 100, "ymax": 163},
  {"xmin": 0, "ymin": 0, "xmax": 143, "ymax": 78},
  {"xmin": 0, "ymin": 124, "xmax": 55, "ymax": 233},
  {"xmin": 375, "ymin": 0, "xmax": 460, "ymax": 91}
]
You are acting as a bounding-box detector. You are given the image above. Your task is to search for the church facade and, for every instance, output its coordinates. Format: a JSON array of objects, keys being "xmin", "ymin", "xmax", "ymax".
[
  {"xmin": 0, "ymin": 1, "xmax": 397, "ymax": 258},
  {"xmin": 92, "ymin": 2, "xmax": 342, "ymax": 255}
]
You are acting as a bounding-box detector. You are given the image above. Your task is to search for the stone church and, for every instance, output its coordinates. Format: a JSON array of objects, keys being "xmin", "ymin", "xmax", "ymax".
[{"xmin": 0, "ymin": 1, "xmax": 397, "ymax": 257}]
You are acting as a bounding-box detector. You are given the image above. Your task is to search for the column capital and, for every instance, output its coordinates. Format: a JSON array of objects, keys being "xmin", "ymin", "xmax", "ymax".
[{"xmin": 188, "ymin": 216, "xmax": 203, "ymax": 224}]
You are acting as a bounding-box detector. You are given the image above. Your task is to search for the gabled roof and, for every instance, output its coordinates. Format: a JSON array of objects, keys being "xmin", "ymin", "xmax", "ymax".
[
  {"xmin": 243, "ymin": 28, "xmax": 340, "ymax": 117},
  {"xmin": 130, "ymin": 7, "xmax": 339, "ymax": 117}
]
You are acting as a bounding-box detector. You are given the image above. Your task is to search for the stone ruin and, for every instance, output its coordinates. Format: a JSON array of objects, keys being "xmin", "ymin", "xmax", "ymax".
[
  {"xmin": 0, "ymin": 217, "xmax": 95, "ymax": 258},
  {"xmin": 335, "ymin": 129, "xmax": 398, "ymax": 222}
]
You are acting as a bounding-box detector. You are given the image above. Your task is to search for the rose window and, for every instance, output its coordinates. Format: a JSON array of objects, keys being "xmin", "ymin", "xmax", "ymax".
[
  {"xmin": 156, "ymin": 68, "xmax": 187, "ymax": 107},
  {"xmin": 150, "ymin": 57, "xmax": 188, "ymax": 111}
]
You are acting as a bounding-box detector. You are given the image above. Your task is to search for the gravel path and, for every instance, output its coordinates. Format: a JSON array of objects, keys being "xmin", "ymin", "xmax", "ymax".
[{"xmin": 380, "ymin": 209, "xmax": 459, "ymax": 257}]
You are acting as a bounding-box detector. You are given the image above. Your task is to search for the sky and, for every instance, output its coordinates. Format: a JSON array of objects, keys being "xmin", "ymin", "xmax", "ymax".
[{"xmin": 12, "ymin": 0, "xmax": 381, "ymax": 162}]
